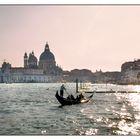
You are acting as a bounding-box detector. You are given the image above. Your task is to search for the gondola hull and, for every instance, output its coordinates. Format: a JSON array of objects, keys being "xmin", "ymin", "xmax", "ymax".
[{"xmin": 55, "ymin": 91, "xmax": 93, "ymax": 106}]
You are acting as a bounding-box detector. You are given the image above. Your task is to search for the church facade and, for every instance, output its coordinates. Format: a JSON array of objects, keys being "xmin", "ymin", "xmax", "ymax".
[
  {"xmin": 23, "ymin": 42, "xmax": 62, "ymax": 75},
  {"xmin": 0, "ymin": 42, "xmax": 63, "ymax": 83}
]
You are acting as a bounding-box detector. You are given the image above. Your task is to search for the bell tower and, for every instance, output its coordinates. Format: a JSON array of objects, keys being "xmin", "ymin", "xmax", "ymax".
[{"xmin": 24, "ymin": 52, "xmax": 28, "ymax": 68}]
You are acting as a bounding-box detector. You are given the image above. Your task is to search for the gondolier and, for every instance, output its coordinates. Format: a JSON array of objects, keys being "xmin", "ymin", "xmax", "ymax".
[{"xmin": 60, "ymin": 84, "xmax": 66, "ymax": 97}]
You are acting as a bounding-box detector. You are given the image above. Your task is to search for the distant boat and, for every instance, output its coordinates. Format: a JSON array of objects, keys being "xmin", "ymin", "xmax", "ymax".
[{"xmin": 55, "ymin": 90, "xmax": 93, "ymax": 106}]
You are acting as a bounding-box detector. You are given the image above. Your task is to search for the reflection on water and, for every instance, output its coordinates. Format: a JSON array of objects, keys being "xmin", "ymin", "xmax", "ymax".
[{"xmin": 0, "ymin": 83, "xmax": 140, "ymax": 135}]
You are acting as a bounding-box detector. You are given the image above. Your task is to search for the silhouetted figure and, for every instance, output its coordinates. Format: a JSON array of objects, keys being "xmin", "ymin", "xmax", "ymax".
[
  {"xmin": 60, "ymin": 84, "xmax": 66, "ymax": 97},
  {"xmin": 76, "ymin": 93, "xmax": 84, "ymax": 101},
  {"xmin": 67, "ymin": 94, "xmax": 75, "ymax": 100},
  {"xmin": 70, "ymin": 94, "xmax": 75, "ymax": 100}
]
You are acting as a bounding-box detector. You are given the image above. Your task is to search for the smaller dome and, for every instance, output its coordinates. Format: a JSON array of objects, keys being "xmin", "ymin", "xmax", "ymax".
[
  {"xmin": 24, "ymin": 52, "xmax": 28, "ymax": 58},
  {"xmin": 28, "ymin": 51, "xmax": 37, "ymax": 62},
  {"xmin": 39, "ymin": 43, "xmax": 55, "ymax": 61}
]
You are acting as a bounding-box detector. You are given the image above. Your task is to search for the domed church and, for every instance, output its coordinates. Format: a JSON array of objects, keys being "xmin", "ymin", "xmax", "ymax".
[
  {"xmin": 24, "ymin": 42, "xmax": 62, "ymax": 75},
  {"xmin": 39, "ymin": 42, "xmax": 57, "ymax": 74}
]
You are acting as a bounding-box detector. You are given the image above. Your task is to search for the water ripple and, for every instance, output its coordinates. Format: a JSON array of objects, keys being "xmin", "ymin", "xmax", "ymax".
[{"xmin": 1, "ymin": 83, "xmax": 140, "ymax": 135}]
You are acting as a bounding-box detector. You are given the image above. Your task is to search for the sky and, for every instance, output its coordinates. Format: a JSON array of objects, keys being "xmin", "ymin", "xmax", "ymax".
[{"xmin": 1, "ymin": 5, "xmax": 140, "ymax": 72}]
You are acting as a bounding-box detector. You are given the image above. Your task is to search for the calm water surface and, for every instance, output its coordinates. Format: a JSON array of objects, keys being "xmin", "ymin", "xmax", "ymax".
[{"xmin": 0, "ymin": 83, "xmax": 140, "ymax": 135}]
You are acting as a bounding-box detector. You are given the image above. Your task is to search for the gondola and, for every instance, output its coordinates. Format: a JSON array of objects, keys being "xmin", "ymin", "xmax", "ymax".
[{"xmin": 55, "ymin": 90, "xmax": 93, "ymax": 106}]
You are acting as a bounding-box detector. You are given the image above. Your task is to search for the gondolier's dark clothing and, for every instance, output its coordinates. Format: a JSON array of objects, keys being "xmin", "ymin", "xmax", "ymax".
[{"xmin": 60, "ymin": 84, "xmax": 66, "ymax": 97}]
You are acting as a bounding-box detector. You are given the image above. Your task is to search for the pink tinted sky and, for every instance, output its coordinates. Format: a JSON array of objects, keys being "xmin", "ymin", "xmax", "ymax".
[{"xmin": 0, "ymin": 5, "xmax": 140, "ymax": 72}]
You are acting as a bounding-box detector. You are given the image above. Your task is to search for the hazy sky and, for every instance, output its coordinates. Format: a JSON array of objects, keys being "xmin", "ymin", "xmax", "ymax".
[{"xmin": 1, "ymin": 5, "xmax": 140, "ymax": 72}]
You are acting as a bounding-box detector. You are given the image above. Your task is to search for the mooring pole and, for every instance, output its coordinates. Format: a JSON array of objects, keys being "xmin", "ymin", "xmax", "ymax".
[{"xmin": 76, "ymin": 78, "xmax": 78, "ymax": 93}]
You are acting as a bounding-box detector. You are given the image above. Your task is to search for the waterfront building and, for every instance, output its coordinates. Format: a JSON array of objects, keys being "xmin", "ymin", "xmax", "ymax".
[
  {"xmin": 2, "ymin": 68, "xmax": 61, "ymax": 83},
  {"xmin": 62, "ymin": 69, "xmax": 95, "ymax": 83},
  {"xmin": 121, "ymin": 59, "xmax": 140, "ymax": 84},
  {"xmin": 120, "ymin": 69, "xmax": 140, "ymax": 84},
  {"xmin": 0, "ymin": 68, "xmax": 2, "ymax": 83},
  {"xmin": 1, "ymin": 41, "xmax": 140, "ymax": 84},
  {"xmin": 0, "ymin": 42, "xmax": 62, "ymax": 83},
  {"xmin": 121, "ymin": 59, "xmax": 140, "ymax": 73},
  {"xmin": 39, "ymin": 43, "xmax": 57, "ymax": 75},
  {"xmin": 23, "ymin": 42, "xmax": 62, "ymax": 75}
]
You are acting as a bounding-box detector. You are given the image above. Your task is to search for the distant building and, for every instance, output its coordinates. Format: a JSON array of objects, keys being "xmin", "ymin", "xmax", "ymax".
[
  {"xmin": 0, "ymin": 42, "xmax": 63, "ymax": 83},
  {"xmin": 0, "ymin": 68, "xmax": 2, "ymax": 82},
  {"xmin": 2, "ymin": 41, "xmax": 140, "ymax": 84},
  {"xmin": 120, "ymin": 69, "xmax": 140, "ymax": 84},
  {"xmin": 24, "ymin": 51, "xmax": 38, "ymax": 68},
  {"xmin": 62, "ymin": 69, "xmax": 95, "ymax": 82},
  {"xmin": 23, "ymin": 42, "xmax": 62, "ymax": 75},
  {"xmin": 93, "ymin": 70, "xmax": 121, "ymax": 84},
  {"xmin": 121, "ymin": 59, "xmax": 140, "ymax": 73},
  {"xmin": 120, "ymin": 59, "xmax": 140, "ymax": 84},
  {"xmin": 39, "ymin": 43, "xmax": 57, "ymax": 75}
]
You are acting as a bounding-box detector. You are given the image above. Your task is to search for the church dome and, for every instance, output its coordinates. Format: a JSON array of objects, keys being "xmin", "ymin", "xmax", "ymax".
[{"xmin": 39, "ymin": 43, "xmax": 55, "ymax": 61}]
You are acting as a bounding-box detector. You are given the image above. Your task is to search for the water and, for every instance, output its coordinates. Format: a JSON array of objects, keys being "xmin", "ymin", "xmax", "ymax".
[{"xmin": 0, "ymin": 83, "xmax": 140, "ymax": 135}]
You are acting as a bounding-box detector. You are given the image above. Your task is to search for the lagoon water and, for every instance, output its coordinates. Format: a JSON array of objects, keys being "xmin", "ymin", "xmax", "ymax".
[{"xmin": 0, "ymin": 83, "xmax": 140, "ymax": 135}]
